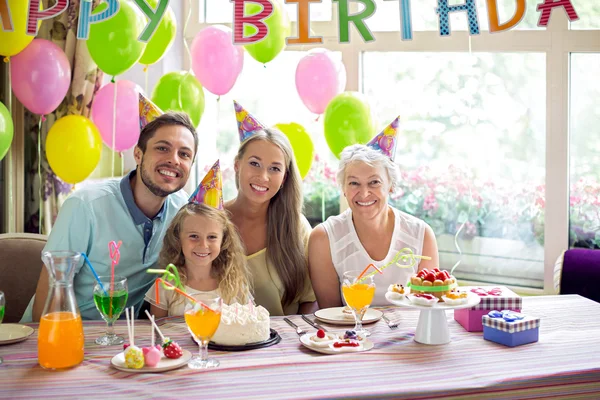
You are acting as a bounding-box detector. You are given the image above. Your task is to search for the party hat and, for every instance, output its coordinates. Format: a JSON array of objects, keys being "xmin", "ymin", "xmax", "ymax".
[
  {"xmin": 188, "ymin": 160, "xmax": 223, "ymax": 210},
  {"xmin": 366, "ymin": 116, "xmax": 400, "ymax": 160},
  {"xmin": 139, "ymin": 93, "xmax": 163, "ymax": 131},
  {"xmin": 233, "ymin": 100, "xmax": 266, "ymax": 142}
]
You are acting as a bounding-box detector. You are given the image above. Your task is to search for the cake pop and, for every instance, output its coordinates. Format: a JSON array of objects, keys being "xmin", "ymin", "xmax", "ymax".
[
  {"xmin": 143, "ymin": 315, "xmax": 162, "ymax": 367},
  {"xmin": 144, "ymin": 310, "xmax": 183, "ymax": 359},
  {"xmin": 124, "ymin": 307, "xmax": 144, "ymax": 369}
]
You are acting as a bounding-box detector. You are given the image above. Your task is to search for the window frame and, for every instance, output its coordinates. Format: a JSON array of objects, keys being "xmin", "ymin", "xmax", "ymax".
[{"xmin": 185, "ymin": 2, "xmax": 600, "ymax": 295}]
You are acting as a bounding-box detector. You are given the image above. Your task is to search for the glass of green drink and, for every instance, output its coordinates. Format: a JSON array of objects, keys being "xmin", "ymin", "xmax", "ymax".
[{"xmin": 93, "ymin": 276, "xmax": 128, "ymax": 345}]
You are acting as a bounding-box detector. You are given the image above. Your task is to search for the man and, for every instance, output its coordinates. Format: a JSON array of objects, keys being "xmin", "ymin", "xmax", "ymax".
[{"xmin": 26, "ymin": 111, "xmax": 198, "ymax": 321}]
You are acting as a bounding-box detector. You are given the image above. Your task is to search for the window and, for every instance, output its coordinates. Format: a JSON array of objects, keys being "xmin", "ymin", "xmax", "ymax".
[
  {"xmin": 363, "ymin": 51, "xmax": 546, "ymax": 288},
  {"xmin": 569, "ymin": 53, "xmax": 600, "ymax": 250},
  {"xmin": 185, "ymin": 0, "xmax": 600, "ymax": 294}
]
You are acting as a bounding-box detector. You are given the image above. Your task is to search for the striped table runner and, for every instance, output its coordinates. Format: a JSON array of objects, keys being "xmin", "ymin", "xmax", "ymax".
[{"xmin": 1, "ymin": 295, "xmax": 599, "ymax": 399}]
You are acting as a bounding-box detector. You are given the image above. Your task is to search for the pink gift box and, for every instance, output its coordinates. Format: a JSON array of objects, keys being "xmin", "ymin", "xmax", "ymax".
[{"xmin": 454, "ymin": 286, "xmax": 522, "ymax": 332}]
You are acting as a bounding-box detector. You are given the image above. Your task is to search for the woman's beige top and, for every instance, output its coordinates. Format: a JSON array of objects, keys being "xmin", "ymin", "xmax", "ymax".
[{"xmin": 247, "ymin": 217, "xmax": 316, "ymax": 316}]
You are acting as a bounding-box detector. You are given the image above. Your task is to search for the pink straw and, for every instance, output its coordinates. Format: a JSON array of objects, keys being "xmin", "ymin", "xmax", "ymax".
[{"xmin": 108, "ymin": 240, "xmax": 122, "ymax": 318}]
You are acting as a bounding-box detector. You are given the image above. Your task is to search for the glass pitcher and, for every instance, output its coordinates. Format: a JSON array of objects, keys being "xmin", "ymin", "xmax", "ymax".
[{"xmin": 38, "ymin": 251, "xmax": 85, "ymax": 370}]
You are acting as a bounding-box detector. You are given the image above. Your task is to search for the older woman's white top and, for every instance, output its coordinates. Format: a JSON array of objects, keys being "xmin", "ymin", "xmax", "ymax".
[{"xmin": 322, "ymin": 206, "xmax": 426, "ymax": 306}]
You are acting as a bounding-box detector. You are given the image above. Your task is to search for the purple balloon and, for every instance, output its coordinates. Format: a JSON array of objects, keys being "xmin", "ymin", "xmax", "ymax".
[
  {"xmin": 191, "ymin": 25, "xmax": 244, "ymax": 96},
  {"xmin": 91, "ymin": 80, "xmax": 142, "ymax": 152},
  {"xmin": 11, "ymin": 39, "xmax": 72, "ymax": 116},
  {"xmin": 295, "ymin": 49, "xmax": 346, "ymax": 115}
]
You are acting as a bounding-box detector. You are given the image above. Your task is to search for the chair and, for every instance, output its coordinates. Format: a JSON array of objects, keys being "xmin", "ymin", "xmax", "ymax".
[
  {"xmin": 555, "ymin": 248, "xmax": 600, "ymax": 303},
  {"xmin": 0, "ymin": 233, "xmax": 47, "ymax": 322}
]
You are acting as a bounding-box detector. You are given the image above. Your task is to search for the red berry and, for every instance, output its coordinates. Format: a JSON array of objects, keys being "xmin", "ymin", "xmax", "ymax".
[
  {"xmin": 316, "ymin": 329, "xmax": 325, "ymax": 339},
  {"xmin": 417, "ymin": 270, "xmax": 427, "ymax": 278},
  {"xmin": 123, "ymin": 343, "xmax": 130, "ymax": 350},
  {"xmin": 435, "ymin": 272, "xmax": 446, "ymax": 281},
  {"xmin": 424, "ymin": 272, "xmax": 436, "ymax": 282},
  {"xmin": 443, "ymin": 271, "xmax": 451, "ymax": 279},
  {"xmin": 432, "ymin": 268, "xmax": 440, "ymax": 273}
]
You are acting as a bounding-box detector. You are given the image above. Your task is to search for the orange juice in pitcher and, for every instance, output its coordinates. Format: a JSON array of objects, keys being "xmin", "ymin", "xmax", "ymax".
[{"xmin": 38, "ymin": 251, "xmax": 85, "ymax": 370}]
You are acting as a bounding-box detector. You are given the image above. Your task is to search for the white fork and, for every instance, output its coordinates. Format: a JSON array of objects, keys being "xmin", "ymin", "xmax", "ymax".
[{"xmin": 382, "ymin": 314, "xmax": 399, "ymax": 329}]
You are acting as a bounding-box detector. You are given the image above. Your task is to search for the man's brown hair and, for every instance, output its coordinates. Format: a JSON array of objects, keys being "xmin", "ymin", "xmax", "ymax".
[{"xmin": 137, "ymin": 111, "xmax": 198, "ymax": 159}]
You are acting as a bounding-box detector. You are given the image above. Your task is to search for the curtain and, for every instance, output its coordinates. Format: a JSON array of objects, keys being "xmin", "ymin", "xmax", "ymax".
[{"xmin": 24, "ymin": 0, "xmax": 104, "ymax": 234}]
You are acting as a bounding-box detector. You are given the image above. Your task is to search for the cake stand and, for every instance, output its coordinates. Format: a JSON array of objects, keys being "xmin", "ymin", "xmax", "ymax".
[{"xmin": 385, "ymin": 292, "xmax": 481, "ymax": 345}]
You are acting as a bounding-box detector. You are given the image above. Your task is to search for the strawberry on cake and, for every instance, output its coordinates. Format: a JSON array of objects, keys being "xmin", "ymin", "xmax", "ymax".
[{"xmin": 409, "ymin": 268, "xmax": 458, "ymax": 301}]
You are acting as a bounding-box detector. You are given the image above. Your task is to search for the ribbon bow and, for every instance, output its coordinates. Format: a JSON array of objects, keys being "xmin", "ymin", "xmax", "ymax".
[
  {"xmin": 488, "ymin": 310, "xmax": 525, "ymax": 322},
  {"xmin": 471, "ymin": 287, "xmax": 503, "ymax": 297}
]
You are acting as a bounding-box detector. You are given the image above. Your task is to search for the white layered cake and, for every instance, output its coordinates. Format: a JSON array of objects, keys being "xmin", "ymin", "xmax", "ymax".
[{"xmin": 211, "ymin": 302, "xmax": 271, "ymax": 346}]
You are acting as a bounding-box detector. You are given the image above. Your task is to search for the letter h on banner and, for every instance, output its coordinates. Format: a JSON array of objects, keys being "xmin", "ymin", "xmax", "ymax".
[{"xmin": 436, "ymin": 0, "xmax": 480, "ymax": 36}]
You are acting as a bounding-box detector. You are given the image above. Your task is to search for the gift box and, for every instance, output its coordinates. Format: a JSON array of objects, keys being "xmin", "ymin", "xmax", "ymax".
[
  {"xmin": 454, "ymin": 286, "xmax": 522, "ymax": 332},
  {"xmin": 482, "ymin": 310, "xmax": 540, "ymax": 347}
]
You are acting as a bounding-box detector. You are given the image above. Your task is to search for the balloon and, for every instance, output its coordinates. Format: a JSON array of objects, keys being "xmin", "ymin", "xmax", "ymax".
[
  {"xmin": 191, "ymin": 25, "xmax": 244, "ymax": 96},
  {"xmin": 87, "ymin": 0, "xmax": 147, "ymax": 76},
  {"xmin": 91, "ymin": 80, "xmax": 142, "ymax": 152},
  {"xmin": 296, "ymin": 49, "xmax": 346, "ymax": 115},
  {"xmin": 139, "ymin": 0, "xmax": 177, "ymax": 65},
  {"xmin": 274, "ymin": 122, "xmax": 314, "ymax": 179},
  {"xmin": 324, "ymin": 92, "xmax": 375, "ymax": 159},
  {"xmin": 10, "ymin": 39, "xmax": 71, "ymax": 115},
  {"xmin": 151, "ymin": 71, "xmax": 205, "ymax": 128},
  {"xmin": 0, "ymin": 0, "xmax": 41, "ymax": 57},
  {"xmin": 243, "ymin": 0, "xmax": 290, "ymax": 64},
  {"xmin": 0, "ymin": 101, "xmax": 14, "ymax": 161},
  {"xmin": 46, "ymin": 116, "xmax": 102, "ymax": 184}
]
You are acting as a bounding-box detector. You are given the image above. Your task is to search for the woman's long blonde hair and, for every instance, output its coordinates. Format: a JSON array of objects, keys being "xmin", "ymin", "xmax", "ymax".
[
  {"xmin": 235, "ymin": 128, "xmax": 307, "ymax": 308},
  {"xmin": 159, "ymin": 203, "xmax": 251, "ymax": 304}
]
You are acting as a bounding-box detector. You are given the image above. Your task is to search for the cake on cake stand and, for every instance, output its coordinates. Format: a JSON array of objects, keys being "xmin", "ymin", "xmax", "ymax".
[{"xmin": 385, "ymin": 292, "xmax": 481, "ymax": 345}]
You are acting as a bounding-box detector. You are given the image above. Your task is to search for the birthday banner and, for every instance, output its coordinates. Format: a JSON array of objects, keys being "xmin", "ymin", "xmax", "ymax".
[{"xmin": 0, "ymin": 0, "xmax": 581, "ymax": 43}]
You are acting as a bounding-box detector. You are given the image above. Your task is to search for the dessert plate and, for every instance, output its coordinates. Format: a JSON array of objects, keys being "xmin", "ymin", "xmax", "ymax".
[
  {"xmin": 192, "ymin": 329, "xmax": 281, "ymax": 352},
  {"xmin": 111, "ymin": 349, "xmax": 192, "ymax": 373},
  {"xmin": 299, "ymin": 333, "xmax": 374, "ymax": 355},
  {"xmin": 314, "ymin": 307, "xmax": 383, "ymax": 325},
  {"xmin": 0, "ymin": 324, "xmax": 35, "ymax": 345},
  {"xmin": 385, "ymin": 292, "xmax": 481, "ymax": 310}
]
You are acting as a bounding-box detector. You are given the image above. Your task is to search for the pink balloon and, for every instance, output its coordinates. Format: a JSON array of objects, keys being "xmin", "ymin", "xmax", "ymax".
[
  {"xmin": 295, "ymin": 49, "xmax": 346, "ymax": 115},
  {"xmin": 11, "ymin": 39, "xmax": 71, "ymax": 116},
  {"xmin": 91, "ymin": 80, "xmax": 142, "ymax": 152},
  {"xmin": 191, "ymin": 25, "xmax": 244, "ymax": 96}
]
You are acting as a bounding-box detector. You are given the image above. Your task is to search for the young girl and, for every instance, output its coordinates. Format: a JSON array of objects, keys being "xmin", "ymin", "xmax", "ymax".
[{"xmin": 144, "ymin": 202, "xmax": 251, "ymax": 318}]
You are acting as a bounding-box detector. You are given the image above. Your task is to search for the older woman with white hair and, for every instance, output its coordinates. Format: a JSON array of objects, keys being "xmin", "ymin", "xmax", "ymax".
[{"xmin": 308, "ymin": 138, "xmax": 440, "ymax": 308}]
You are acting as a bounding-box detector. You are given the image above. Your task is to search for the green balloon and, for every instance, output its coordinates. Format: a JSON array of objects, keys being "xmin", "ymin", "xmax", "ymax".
[
  {"xmin": 0, "ymin": 101, "xmax": 13, "ymax": 161},
  {"xmin": 274, "ymin": 122, "xmax": 314, "ymax": 179},
  {"xmin": 243, "ymin": 0, "xmax": 290, "ymax": 64},
  {"xmin": 324, "ymin": 92, "xmax": 375, "ymax": 159},
  {"xmin": 87, "ymin": 1, "xmax": 147, "ymax": 76},
  {"xmin": 139, "ymin": 0, "xmax": 176, "ymax": 65},
  {"xmin": 151, "ymin": 72, "xmax": 205, "ymax": 128}
]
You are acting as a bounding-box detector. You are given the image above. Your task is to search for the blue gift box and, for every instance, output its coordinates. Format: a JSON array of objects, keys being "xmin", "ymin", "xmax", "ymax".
[{"xmin": 482, "ymin": 310, "xmax": 540, "ymax": 347}]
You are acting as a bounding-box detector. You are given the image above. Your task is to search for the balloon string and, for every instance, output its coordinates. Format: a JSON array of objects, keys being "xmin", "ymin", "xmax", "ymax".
[
  {"xmin": 38, "ymin": 116, "xmax": 44, "ymax": 234},
  {"xmin": 321, "ymin": 155, "xmax": 325, "ymax": 223},
  {"xmin": 111, "ymin": 81, "xmax": 117, "ymax": 178},
  {"xmin": 179, "ymin": 0, "xmax": 193, "ymax": 112}
]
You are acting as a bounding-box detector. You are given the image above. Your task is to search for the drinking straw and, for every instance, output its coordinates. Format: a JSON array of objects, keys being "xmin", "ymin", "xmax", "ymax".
[
  {"xmin": 147, "ymin": 264, "xmax": 184, "ymax": 290},
  {"xmin": 108, "ymin": 240, "xmax": 122, "ymax": 318},
  {"xmin": 125, "ymin": 306, "xmax": 134, "ymax": 347},
  {"xmin": 155, "ymin": 278, "xmax": 214, "ymax": 312},
  {"xmin": 81, "ymin": 253, "xmax": 107, "ymax": 295},
  {"xmin": 357, "ymin": 263, "xmax": 383, "ymax": 281},
  {"xmin": 358, "ymin": 248, "xmax": 433, "ymax": 282},
  {"xmin": 144, "ymin": 310, "xmax": 166, "ymax": 343}
]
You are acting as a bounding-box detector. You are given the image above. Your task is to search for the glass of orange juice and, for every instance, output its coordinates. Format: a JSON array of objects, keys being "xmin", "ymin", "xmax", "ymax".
[
  {"xmin": 184, "ymin": 293, "xmax": 222, "ymax": 369},
  {"xmin": 342, "ymin": 271, "xmax": 376, "ymax": 337}
]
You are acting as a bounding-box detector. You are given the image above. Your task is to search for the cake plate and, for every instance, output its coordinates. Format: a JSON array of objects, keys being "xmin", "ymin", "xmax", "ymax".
[{"xmin": 385, "ymin": 292, "xmax": 481, "ymax": 345}]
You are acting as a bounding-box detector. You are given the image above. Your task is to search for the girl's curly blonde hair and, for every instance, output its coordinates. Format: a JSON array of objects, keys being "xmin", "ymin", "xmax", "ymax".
[{"xmin": 159, "ymin": 203, "xmax": 251, "ymax": 304}]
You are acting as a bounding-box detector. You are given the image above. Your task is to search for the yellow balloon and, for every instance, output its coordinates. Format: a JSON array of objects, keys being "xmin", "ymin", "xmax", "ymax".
[
  {"xmin": 46, "ymin": 116, "xmax": 102, "ymax": 184},
  {"xmin": 0, "ymin": 0, "xmax": 42, "ymax": 57}
]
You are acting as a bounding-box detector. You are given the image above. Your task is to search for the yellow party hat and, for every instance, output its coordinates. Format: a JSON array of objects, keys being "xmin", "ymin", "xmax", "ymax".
[{"xmin": 188, "ymin": 160, "xmax": 223, "ymax": 210}]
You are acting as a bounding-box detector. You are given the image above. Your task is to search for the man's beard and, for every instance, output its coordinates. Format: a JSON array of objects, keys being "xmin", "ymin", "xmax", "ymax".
[{"xmin": 139, "ymin": 157, "xmax": 184, "ymax": 198}]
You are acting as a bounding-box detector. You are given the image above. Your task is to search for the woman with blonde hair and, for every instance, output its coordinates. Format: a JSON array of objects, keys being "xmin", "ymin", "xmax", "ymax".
[
  {"xmin": 224, "ymin": 102, "xmax": 316, "ymax": 315},
  {"xmin": 308, "ymin": 118, "xmax": 440, "ymax": 308}
]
